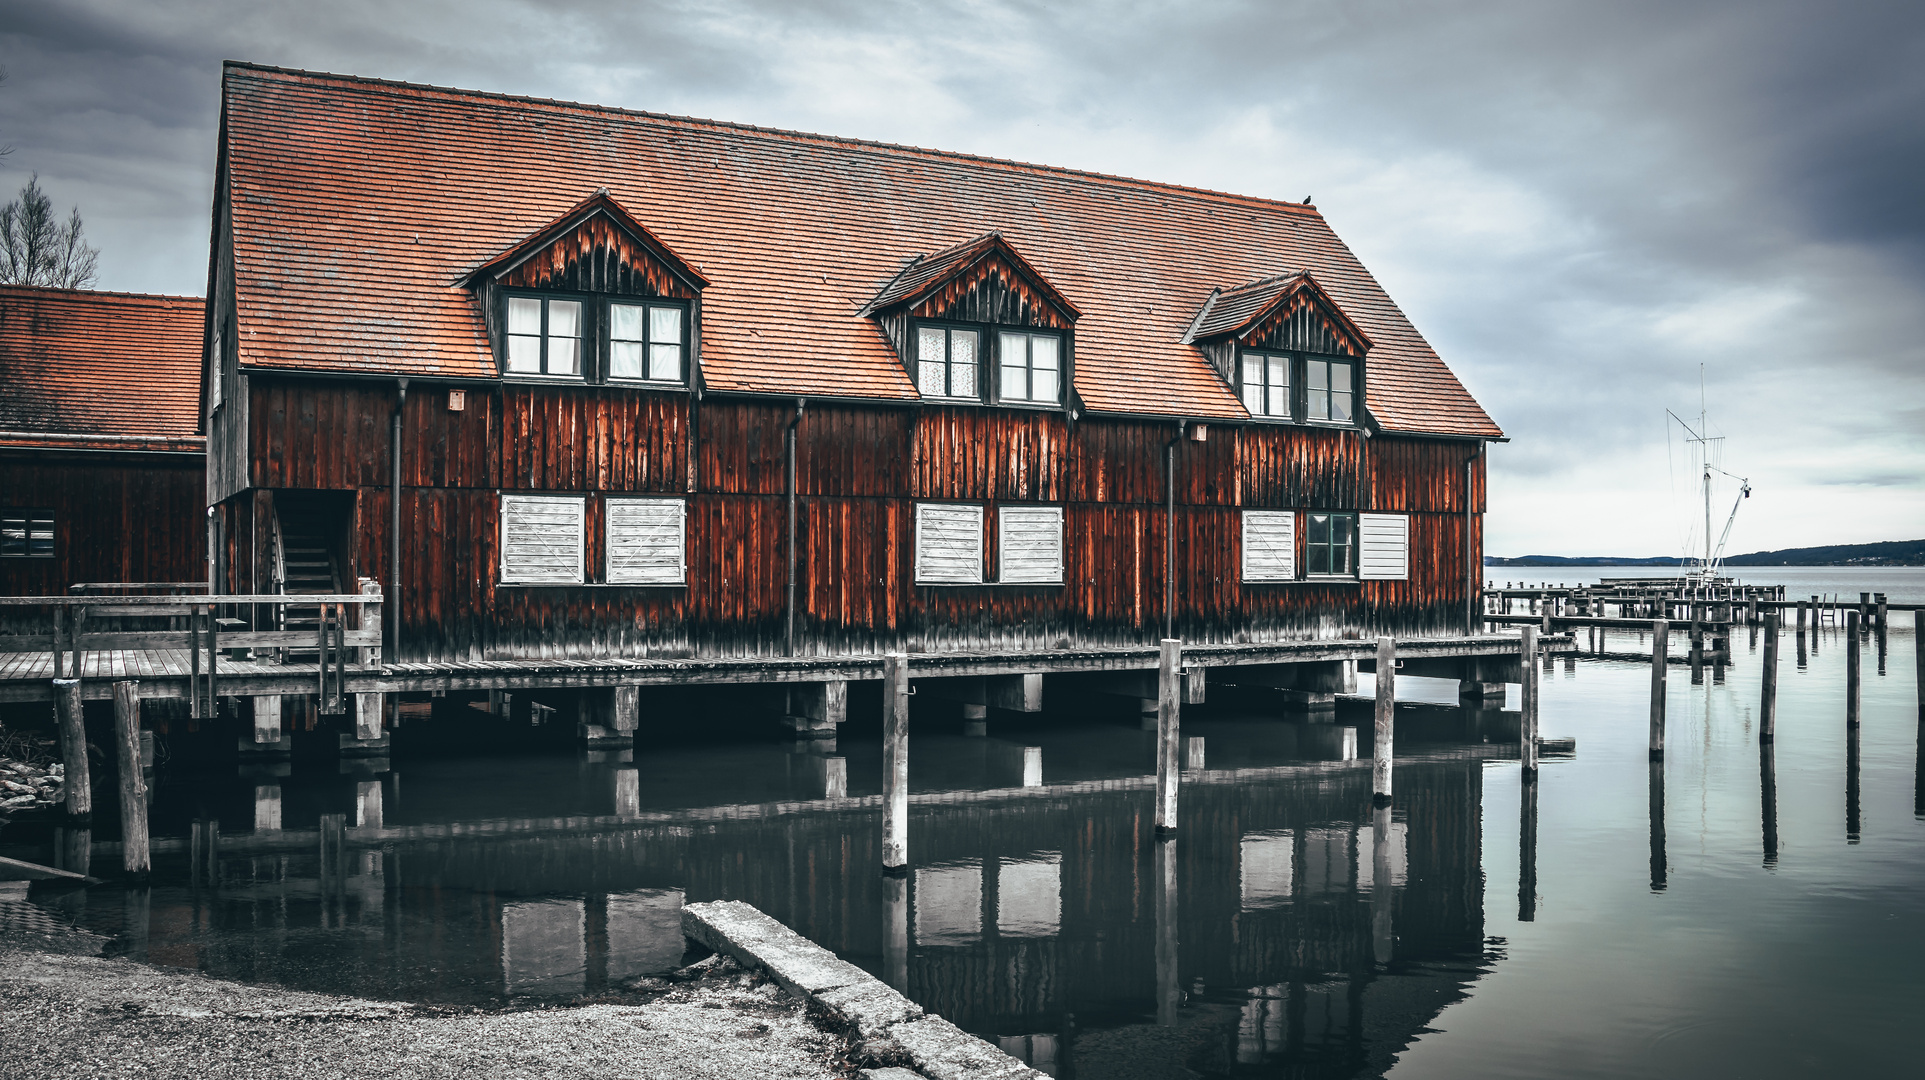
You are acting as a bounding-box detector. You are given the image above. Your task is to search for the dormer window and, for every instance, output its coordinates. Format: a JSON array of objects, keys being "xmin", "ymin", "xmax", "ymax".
[
  {"xmin": 917, "ymin": 324, "xmax": 981, "ymax": 399},
  {"xmin": 506, "ymin": 295, "xmax": 583, "ymax": 377},
  {"xmin": 997, "ymin": 330, "xmax": 1062, "ymax": 404},
  {"xmin": 1306, "ymin": 357, "xmax": 1354, "ymax": 423},
  {"xmin": 1240, "ymin": 350, "xmax": 1291, "ymax": 418},
  {"xmin": 610, "ymin": 301, "xmax": 686, "ymax": 383}
]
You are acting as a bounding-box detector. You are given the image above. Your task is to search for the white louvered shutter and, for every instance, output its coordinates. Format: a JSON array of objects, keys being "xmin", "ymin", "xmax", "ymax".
[
  {"xmin": 1242, "ymin": 510, "xmax": 1295, "ymax": 582},
  {"xmin": 606, "ymin": 498, "xmax": 687, "ymax": 584},
  {"xmin": 998, "ymin": 505, "xmax": 1064, "ymax": 584},
  {"xmin": 1358, "ymin": 513, "xmax": 1410, "ymax": 580},
  {"xmin": 915, "ymin": 503, "xmax": 984, "ymax": 584},
  {"xmin": 500, "ymin": 495, "xmax": 585, "ymax": 584}
]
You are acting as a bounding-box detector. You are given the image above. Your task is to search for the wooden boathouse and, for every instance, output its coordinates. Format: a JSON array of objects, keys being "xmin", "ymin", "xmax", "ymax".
[
  {"xmin": 0, "ymin": 286, "xmax": 207, "ymax": 603},
  {"xmin": 3, "ymin": 64, "xmax": 1533, "ymax": 768}
]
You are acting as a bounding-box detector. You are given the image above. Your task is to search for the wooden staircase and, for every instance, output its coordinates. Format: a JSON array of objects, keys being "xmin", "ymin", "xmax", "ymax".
[{"xmin": 274, "ymin": 503, "xmax": 341, "ymax": 653}]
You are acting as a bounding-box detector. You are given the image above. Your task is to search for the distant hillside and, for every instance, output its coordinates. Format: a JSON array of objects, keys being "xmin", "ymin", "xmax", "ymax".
[{"xmin": 1488, "ymin": 539, "xmax": 1925, "ymax": 568}]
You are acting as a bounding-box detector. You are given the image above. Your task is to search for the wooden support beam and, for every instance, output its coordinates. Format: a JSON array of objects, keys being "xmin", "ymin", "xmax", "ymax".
[
  {"xmin": 1760, "ymin": 613, "xmax": 1778, "ymax": 742},
  {"xmin": 1184, "ymin": 736, "xmax": 1206, "ymax": 771},
  {"xmin": 1154, "ymin": 638, "xmax": 1181, "ymax": 832},
  {"xmin": 1374, "ymin": 636, "xmax": 1396, "ymax": 804},
  {"xmin": 251, "ymin": 696, "xmax": 283, "ymax": 746},
  {"xmin": 1649, "ymin": 621, "xmax": 1669, "ymax": 757},
  {"xmin": 54, "ymin": 678, "xmax": 89, "ymax": 819},
  {"xmin": 1520, "ymin": 626, "xmax": 1539, "ymax": 776},
  {"xmin": 1846, "ymin": 611, "xmax": 1862, "ymax": 727},
  {"xmin": 881, "ymin": 653, "xmax": 909, "ymax": 872},
  {"xmin": 113, "ymin": 681, "xmax": 148, "ymax": 877}
]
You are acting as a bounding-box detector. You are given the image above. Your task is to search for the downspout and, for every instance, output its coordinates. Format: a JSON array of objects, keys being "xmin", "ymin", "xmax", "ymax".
[
  {"xmin": 390, "ymin": 378, "xmax": 408, "ymax": 657},
  {"xmin": 785, "ymin": 398, "xmax": 805, "ymax": 657},
  {"xmin": 1467, "ymin": 441, "xmax": 1482, "ymax": 635},
  {"xmin": 1165, "ymin": 421, "xmax": 1184, "ymax": 641}
]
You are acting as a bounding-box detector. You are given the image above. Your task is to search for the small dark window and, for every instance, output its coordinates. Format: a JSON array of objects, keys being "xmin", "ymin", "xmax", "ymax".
[
  {"xmin": 1305, "ymin": 512, "xmax": 1355, "ymax": 576},
  {"xmin": 609, "ymin": 302, "xmax": 686, "ymax": 383},
  {"xmin": 505, "ymin": 295, "xmax": 584, "ymax": 377},
  {"xmin": 1240, "ymin": 350, "xmax": 1292, "ymax": 418},
  {"xmin": 916, "ymin": 324, "xmax": 982, "ymax": 399},
  {"xmin": 1306, "ymin": 358, "xmax": 1355, "ymax": 423},
  {"xmin": 1, "ymin": 509, "xmax": 54, "ymax": 558},
  {"xmin": 996, "ymin": 330, "xmax": 1062, "ymax": 404}
]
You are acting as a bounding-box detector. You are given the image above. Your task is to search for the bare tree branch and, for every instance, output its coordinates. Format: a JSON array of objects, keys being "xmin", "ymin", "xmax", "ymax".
[{"xmin": 0, "ymin": 175, "xmax": 100, "ymax": 289}]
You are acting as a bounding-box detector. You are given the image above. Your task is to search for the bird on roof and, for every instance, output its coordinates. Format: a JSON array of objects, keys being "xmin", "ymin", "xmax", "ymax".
[{"xmin": 1302, "ymin": 196, "xmax": 1314, "ymax": 205}]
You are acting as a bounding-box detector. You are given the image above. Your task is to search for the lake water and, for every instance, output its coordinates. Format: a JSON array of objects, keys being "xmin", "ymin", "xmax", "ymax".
[{"xmin": 3, "ymin": 568, "xmax": 1920, "ymax": 1078}]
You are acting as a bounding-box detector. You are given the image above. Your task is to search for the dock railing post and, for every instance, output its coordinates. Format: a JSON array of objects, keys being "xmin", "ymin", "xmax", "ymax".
[
  {"xmin": 1760, "ymin": 613, "xmax": 1778, "ymax": 743},
  {"xmin": 1520, "ymin": 626, "xmax": 1539, "ymax": 775},
  {"xmin": 113, "ymin": 680, "xmax": 149, "ymax": 877},
  {"xmin": 881, "ymin": 653, "xmax": 910, "ymax": 872},
  {"xmin": 1374, "ymin": 636, "xmax": 1396, "ymax": 805},
  {"xmin": 1649, "ymin": 620, "xmax": 1669, "ymax": 757},
  {"xmin": 1155, "ymin": 638, "xmax": 1182, "ymax": 831},
  {"xmin": 1846, "ymin": 611, "xmax": 1862, "ymax": 727},
  {"xmin": 54, "ymin": 677, "xmax": 90, "ymax": 818}
]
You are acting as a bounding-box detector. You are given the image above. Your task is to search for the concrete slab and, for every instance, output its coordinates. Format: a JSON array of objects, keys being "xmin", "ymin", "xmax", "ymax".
[
  {"xmin": 682, "ymin": 900, "xmax": 869, "ymax": 998},
  {"xmin": 815, "ymin": 979, "xmax": 923, "ymax": 1039},
  {"xmin": 891, "ymin": 1016, "xmax": 1046, "ymax": 1080}
]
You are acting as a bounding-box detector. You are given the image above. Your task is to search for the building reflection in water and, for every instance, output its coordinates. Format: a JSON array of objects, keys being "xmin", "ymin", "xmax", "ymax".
[{"xmin": 25, "ymin": 716, "xmax": 1499, "ymax": 1079}]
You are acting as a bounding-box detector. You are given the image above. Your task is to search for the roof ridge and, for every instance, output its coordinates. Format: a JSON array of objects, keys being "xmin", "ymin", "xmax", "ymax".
[
  {"xmin": 0, "ymin": 284, "xmax": 204, "ymax": 304},
  {"xmin": 223, "ymin": 61, "xmax": 1327, "ymax": 218}
]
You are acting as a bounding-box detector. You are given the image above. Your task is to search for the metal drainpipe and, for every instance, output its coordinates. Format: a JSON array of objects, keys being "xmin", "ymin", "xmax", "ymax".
[
  {"xmin": 1165, "ymin": 422, "xmax": 1183, "ymax": 641},
  {"xmin": 1466, "ymin": 442, "xmax": 1481, "ymax": 635},
  {"xmin": 785, "ymin": 398, "xmax": 805, "ymax": 657},
  {"xmin": 391, "ymin": 379, "xmax": 408, "ymax": 657}
]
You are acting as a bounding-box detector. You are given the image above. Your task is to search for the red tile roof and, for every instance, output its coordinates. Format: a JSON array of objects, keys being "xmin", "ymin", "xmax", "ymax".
[
  {"xmin": 219, "ymin": 63, "xmax": 1501, "ymax": 438},
  {"xmin": 0, "ymin": 285, "xmax": 205, "ymax": 448}
]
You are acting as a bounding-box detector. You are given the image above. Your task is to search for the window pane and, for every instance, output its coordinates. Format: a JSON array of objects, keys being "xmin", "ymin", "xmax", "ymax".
[
  {"xmin": 1033, "ymin": 367, "xmax": 1058, "ymax": 402},
  {"xmin": 1308, "ymin": 513, "xmax": 1329, "ymax": 546},
  {"xmin": 1328, "ymin": 361, "xmax": 1350, "ymax": 394},
  {"xmin": 610, "ymin": 303, "xmax": 643, "ymax": 342},
  {"xmin": 548, "ymin": 300, "xmax": 581, "ymax": 339},
  {"xmin": 1267, "ymin": 384, "xmax": 1287, "ymax": 416},
  {"xmin": 1307, "ymin": 361, "xmax": 1328, "ymax": 390},
  {"xmin": 1243, "ymin": 383, "xmax": 1263, "ymax": 413},
  {"xmin": 507, "ymin": 334, "xmax": 542, "ymax": 372},
  {"xmin": 1307, "ymin": 542, "xmax": 1330, "ymax": 575},
  {"xmin": 610, "ymin": 340, "xmax": 643, "ymax": 379},
  {"xmin": 508, "ymin": 296, "xmax": 542, "ymax": 335},
  {"xmin": 1031, "ymin": 336, "xmax": 1059, "ymax": 370},
  {"xmin": 1002, "ymin": 364, "xmax": 1030, "ymax": 400},
  {"xmin": 1332, "ymin": 514, "xmax": 1352, "ymax": 546},
  {"xmin": 648, "ymin": 343, "xmax": 681, "ymax": 382},
  {"xmin": 1330, "ymin": 389, "xmax": 1353, "ymax": 422},
  {"xmin": 1241, "ymin": 355, "xmax": 1262, "ymax": 386},
  {"xmin": 1309, "ymin": 387, "xmax": 1329, "ymax": 419},
  {"xmin": 919, "ymin": 361, "xmax": 947, "ymax": 396},
  {"xmin": 918, "ymin": 326, "xmax": 946, "ymax": 364},
  {"xmin": 949, "ymin": 330, "xmax": 977, "ymax": 396},
  {"xmin": 548, "ymin": 336, "xmax": 579, "ymax": 375},
  {"xmin": 1000, "ymin": 331, "xmax": 1026, "ymax": 366},
  {"xmin": 649, "ymin": 305, "xmax": 682, "ymax": 344},
  {"xmin": 1267, "ymin": 355, "xmax": 1288, "ymax": 391}
]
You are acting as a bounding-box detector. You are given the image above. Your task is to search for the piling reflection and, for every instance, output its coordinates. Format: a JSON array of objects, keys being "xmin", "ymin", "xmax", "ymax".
[
  {"xmin": 1760, "ymin": 742, "xmax": 1778, "ymax": 866},
  {"xmin": 1519, "ymin": 775, "xmax": 1539, "ymax": 920},
  {"xmin": 1649, "ymin": 760, "xmax": 1667, "ymax": 891},
  {"xmin": 1847, "ymin": 724, "xmax": 1862, "ymax": 843},
  {"xmin": 1154, "ymin": 835, "xmax": 1179, "ymax": 1025}
]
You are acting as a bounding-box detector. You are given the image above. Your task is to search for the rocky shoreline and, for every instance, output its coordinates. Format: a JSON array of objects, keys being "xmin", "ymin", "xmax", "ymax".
[{"xmin": 0, "ymin": 755, "xmax": 64, "ymax": 815}]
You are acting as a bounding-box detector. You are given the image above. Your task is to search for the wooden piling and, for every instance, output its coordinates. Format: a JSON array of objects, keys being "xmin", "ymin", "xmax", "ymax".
[
  {"xmin": 1155, "ymin": 638, "xmax": 1182, "ymax": 831},
  {"xmin": 54, "ymin": 678, "xmax": 89, "ymax": 818},
  {"xmin": 1846, "ymin": 611, "xmax": 1862, "ymax": 727},
  {"xmin": 1374, "ymin": 636, "xmax": 1396, "ymax": 804},
  {"xmin": 1875, "ymin": 593, "xmax": 1887, "ymax": 636},
  {"xmin": 1796, "ymin": 600, "xmax": 1807, "ymax": 631},
  {"xmin": 1519, "ymin": 626, "xmax": 1539, "ymax": 775},
  {"xmin": 1760, "ymin": 613, "xmax": 1778, "ymax": 742},
  {"xmin": 1649, "ymin": 620, "xmax": 1669, "ymax": 757},
  {"xmin": 1916, "ymin": 610, "xmax": 1924, "ymax": 715},
  {"xmin": 112, "ymin": 681, "xmax": 149, "ymax": 877},
  {"xmin": 881, "ymin": 653, "xmax": 909, "ymax": 871}
]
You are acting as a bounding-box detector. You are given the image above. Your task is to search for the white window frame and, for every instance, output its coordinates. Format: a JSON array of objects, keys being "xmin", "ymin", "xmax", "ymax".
[
  {"xmin": 997, "ymin": 505, "xmax": 1064, "ymax": 584},
  {"xmin": 499, "ymin": 494, "xmax": 586, "ymax": 585},
  {"xmin": 605, "ymin": 497, "xmax": 688, "ymax": 585},
  {"xmin": 915, "ymin": 503, "xmax": 985, "ymax": 584},
  {"xmin": 1241, "ymin": 510, "xmax": 1296, "ymax": 582},
  {"xmin": 1358, "ymin": 512, "xmax": 1410, "ymax": 581}
]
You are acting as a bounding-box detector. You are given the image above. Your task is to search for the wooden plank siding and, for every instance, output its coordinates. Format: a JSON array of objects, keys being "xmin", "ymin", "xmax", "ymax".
[
  {"xmin": 0, "ymin": 450, "xmax": 206, "ymax": 605},
  {"xmin": 220, "ymin": 375, "xmax": 1483, "ymax": 662}
]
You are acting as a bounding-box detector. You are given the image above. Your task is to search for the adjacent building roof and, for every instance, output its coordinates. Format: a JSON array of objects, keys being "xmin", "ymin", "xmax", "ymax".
[
  {"xmin": 0, "ymin": 285, "xmax": 205, "ymax": 451},
  {"xmin": 217, "ymin": 63, "xmax": 1501, "ymax": 438}
]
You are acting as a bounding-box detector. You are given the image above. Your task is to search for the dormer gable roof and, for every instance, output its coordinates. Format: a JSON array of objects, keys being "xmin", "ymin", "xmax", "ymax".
[
  {"xmin": 860, "ymin": 232, "xmax": 1079, "ymax": 325},
  {"xmin": 1185, "ymin": 271, "xmax": 1372, "ymax": 356},
  {"xmin": 462, "ymin": 189, "xmax": 708, "ymax": 297}
]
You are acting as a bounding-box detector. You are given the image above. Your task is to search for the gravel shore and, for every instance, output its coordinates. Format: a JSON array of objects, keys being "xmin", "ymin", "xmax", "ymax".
[{"xmin": 0, "ymin": 929, "xmax": 854, "ymax": 1079}]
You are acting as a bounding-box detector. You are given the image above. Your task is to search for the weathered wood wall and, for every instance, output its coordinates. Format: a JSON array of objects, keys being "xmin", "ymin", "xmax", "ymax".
[
  {"xmin": 221, "ymin": 377, "xmax": 1485, "ymax": 662},
  {"xmin": 0, "ymin": 450, "xmax": 206, "ymax": 602}
]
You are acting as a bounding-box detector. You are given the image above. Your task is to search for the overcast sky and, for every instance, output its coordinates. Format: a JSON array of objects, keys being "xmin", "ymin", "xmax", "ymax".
[{"xmin": 3, "ymin": 0, "xmax": 1920, "ymax": 557}]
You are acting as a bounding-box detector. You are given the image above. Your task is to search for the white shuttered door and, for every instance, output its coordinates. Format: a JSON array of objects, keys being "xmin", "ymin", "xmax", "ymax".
[
  {"xmin": 606, "ymin": 499, "xmax": 687, "ymax": 584},
  {"xmin": 998, "ymin": 506, "xmax": 1064, "ymax": 584},
  {"xmin": 500, "ymin": 495, "xmax": 585, "ymax": 584},
  {"xmin": 1242, "ymin": 510, "xmax": 1296, "ymax": 581},
  {"xmin": 1358, "ymin": 513, "xmax": 1410, "ymax": 580},
  {"xmin": 915, "ymin": 503, "xmax": 984, "ymax": 584}
]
